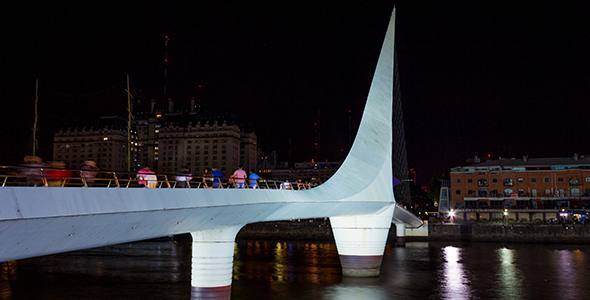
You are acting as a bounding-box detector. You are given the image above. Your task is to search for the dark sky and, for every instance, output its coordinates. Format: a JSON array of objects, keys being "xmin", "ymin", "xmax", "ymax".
[{"xmin": 2, "ymin": 1, "xmax": 590, "ymax": 184}]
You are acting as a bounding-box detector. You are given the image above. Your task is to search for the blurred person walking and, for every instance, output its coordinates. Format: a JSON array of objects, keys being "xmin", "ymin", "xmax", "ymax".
[
  {"xmin": 80, "ymin": 160, "xmax": 98, "ymax": 186},
  {"xmin": 175, "ymin": 166, "xmax": 192, "ymax": 188},
  {"xmin": 137, "ymin": 166, "xmax": 157, "ymax": 188},
  {"xmin": 232, "ymin": 166, "xmax": 247, "ymax": 188},
  {"xmin": 210, "ymin": 168, "xmax": 224, "ymax": 188},
  {"xmin": 249, "ymin": 169, "xmax": 260, "ymax": 189}
]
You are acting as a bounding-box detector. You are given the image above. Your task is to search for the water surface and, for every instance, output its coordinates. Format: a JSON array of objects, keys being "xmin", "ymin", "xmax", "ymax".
[{"xmin": 1, "ymin": 239, "xmax": 588, "ymax": 299}]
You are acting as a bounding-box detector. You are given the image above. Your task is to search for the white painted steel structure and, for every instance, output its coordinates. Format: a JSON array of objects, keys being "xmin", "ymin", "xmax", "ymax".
[{"xmin": 0, "ymin": 7, "xmax": 420, "ymax": 298}]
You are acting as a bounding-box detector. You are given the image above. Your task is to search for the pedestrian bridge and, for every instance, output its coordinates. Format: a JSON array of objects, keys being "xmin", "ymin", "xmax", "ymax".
[
  {"xmin": 0, "ymin": 7, "xmax": 420, "ymax": 299},
  {"xmin": 0, "ymin": 168, "xmax": 420, "ymax": 262}
]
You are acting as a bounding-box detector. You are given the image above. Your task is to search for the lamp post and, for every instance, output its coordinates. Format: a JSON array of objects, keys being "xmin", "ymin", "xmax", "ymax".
[{"xmin": 504, "ymin": 209, "xmax": 509, "ymax": 225}]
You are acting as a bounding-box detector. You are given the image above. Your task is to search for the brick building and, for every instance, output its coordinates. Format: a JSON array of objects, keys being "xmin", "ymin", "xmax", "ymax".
[{"xmin": 450, "ymin": 155, "xmax": 590, "ymax": 214}]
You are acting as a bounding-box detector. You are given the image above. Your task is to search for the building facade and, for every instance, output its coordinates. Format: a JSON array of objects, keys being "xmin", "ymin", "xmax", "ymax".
[
  {"xmin": 54, "ymin": 98, "xmax": 257, "ymax": 176},
  {"xmin": 53, "ymin": 116, "xmax": 133, "ymax": 171},
  {"xmin": 450, "ymin": 155, "xmax": 590, "ymax": 221},
  {"xmin": 269, "ymin": 160, "xmax": 342, "ymax": 185}
]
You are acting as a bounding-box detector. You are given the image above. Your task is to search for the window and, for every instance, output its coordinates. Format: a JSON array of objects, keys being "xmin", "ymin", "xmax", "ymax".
[
  {"xmin": 456, "ymin": 190, "xmax": 461, "ymax": 195},
  {"xmin": 545, "ymin": 178, "xmax": 550, "ymax": 182},
  {"xmin": 492, "ymin": 178, "xmax": 498, "ymax": 183},
  {"xmin": 468, "ymin": 179, "xmax": 473, "ymax": 183},
  {"xmin": 503, "ymin": 178, "xmax": 513, "ymax": 186},
  {"xmin": 558, "ymin": 178, "xmax": 564, "ymax": 182},
  {"xmin": 571, "ymin": 188, "xmax": 581, "ymax": 197},
  {"xmin": 518, "ymin": 178, "xmax": 523, "ymax": 183},
  {"xmin": 455, "ymin": 179, "xmax": 461, "ymax": 184},
  {"xmin": 478, "ymin": 179, "xmax": 488, "ymax": 187},
  {"xmin": 531, "ymin": 178, "xmax": 536, "ymax": 183}
]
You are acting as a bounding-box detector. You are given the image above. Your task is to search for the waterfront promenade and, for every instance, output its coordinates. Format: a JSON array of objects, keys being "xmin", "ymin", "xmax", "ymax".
[{"xmin": 237, "ymin": 219, "xmax": 590, "ymax": 244}]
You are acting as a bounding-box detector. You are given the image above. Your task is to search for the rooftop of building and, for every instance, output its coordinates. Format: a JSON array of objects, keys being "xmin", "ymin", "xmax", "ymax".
[
  {"xmin": 56, "ymin": 116, "xmax": 129, "ymax": 133},
  {"xmin": 56, "ymin": 97, "xmax": 256, "ymax": 134},
  {"xmin": 451, "ymin": 154, "xmax": 590, "ymax": 172}
]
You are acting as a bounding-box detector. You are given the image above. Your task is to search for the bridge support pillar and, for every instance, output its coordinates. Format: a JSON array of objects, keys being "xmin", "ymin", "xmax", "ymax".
[
  {"xmin": 189, "ymin": 225, "xmax": 243, "ymax": 300},
  {"xmin": 392, "ymin": 221, "xmax": 406, "ymax": 247},
  {"xmin": 330, "ymin": 205, "xmax": 394, "ymax": 277}
]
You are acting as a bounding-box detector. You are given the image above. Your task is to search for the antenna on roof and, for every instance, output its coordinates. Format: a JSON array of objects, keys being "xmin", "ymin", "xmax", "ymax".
[
  {"xmin": 32, "ymin": 79, "xmax": 39, "ymax": 156},
  {"xmin": 164, "ymin": 35, "xmax": 170, "ymax": 100}
]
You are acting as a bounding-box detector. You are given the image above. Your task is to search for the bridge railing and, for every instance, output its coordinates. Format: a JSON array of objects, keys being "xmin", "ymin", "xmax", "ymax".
[{"xmin": 0, "ymin": 166, "xmax": 312, "ymax": 190}]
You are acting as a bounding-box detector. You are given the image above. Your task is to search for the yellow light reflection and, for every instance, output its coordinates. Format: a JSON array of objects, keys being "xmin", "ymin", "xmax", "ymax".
[
  {"xmin": 0, "ymin": 261, "xmax": 17, "ymax": 298},
  {"xmin": 495, "ymin": 247, "xmax": 523, "ymax": 299}
]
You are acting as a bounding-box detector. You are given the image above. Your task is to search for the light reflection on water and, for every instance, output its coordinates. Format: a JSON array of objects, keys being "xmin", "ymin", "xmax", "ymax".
[
  {"xmin": 497, "ymin": 247, "xmax": 524, "ymax": 299},
  {"xmin": 437, "ymin": 246, "xmax": 472, "ymax": 300},
  {"xmin": 552, "ymin": 249, "xmax": 586, "ymax": 300},
  {"xmin": 2, "ymin": 239, "xmax": 590, "ymax": 299}
]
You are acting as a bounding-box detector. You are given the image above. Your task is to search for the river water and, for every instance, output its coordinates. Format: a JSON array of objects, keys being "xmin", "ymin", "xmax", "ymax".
[{"xmin": 1, "ymin": 237, "xmax": 589, "ymax": 300}]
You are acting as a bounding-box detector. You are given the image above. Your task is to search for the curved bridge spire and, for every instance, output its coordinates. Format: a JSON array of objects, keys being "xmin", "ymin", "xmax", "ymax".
[{"xmin": 310, "ymin": 8, "xmax": 395, "ymax": 204}]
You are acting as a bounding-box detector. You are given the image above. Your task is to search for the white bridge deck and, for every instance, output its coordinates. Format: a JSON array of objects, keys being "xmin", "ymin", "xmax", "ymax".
[{"xmin": 0, "ymin": 169, "xmax": 421, "ymax": 262}]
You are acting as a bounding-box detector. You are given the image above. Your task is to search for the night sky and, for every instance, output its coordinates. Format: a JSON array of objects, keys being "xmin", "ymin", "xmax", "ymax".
[{"xmin": 2, "ymin": 1, "xmax": 590, "ymax": 184}]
